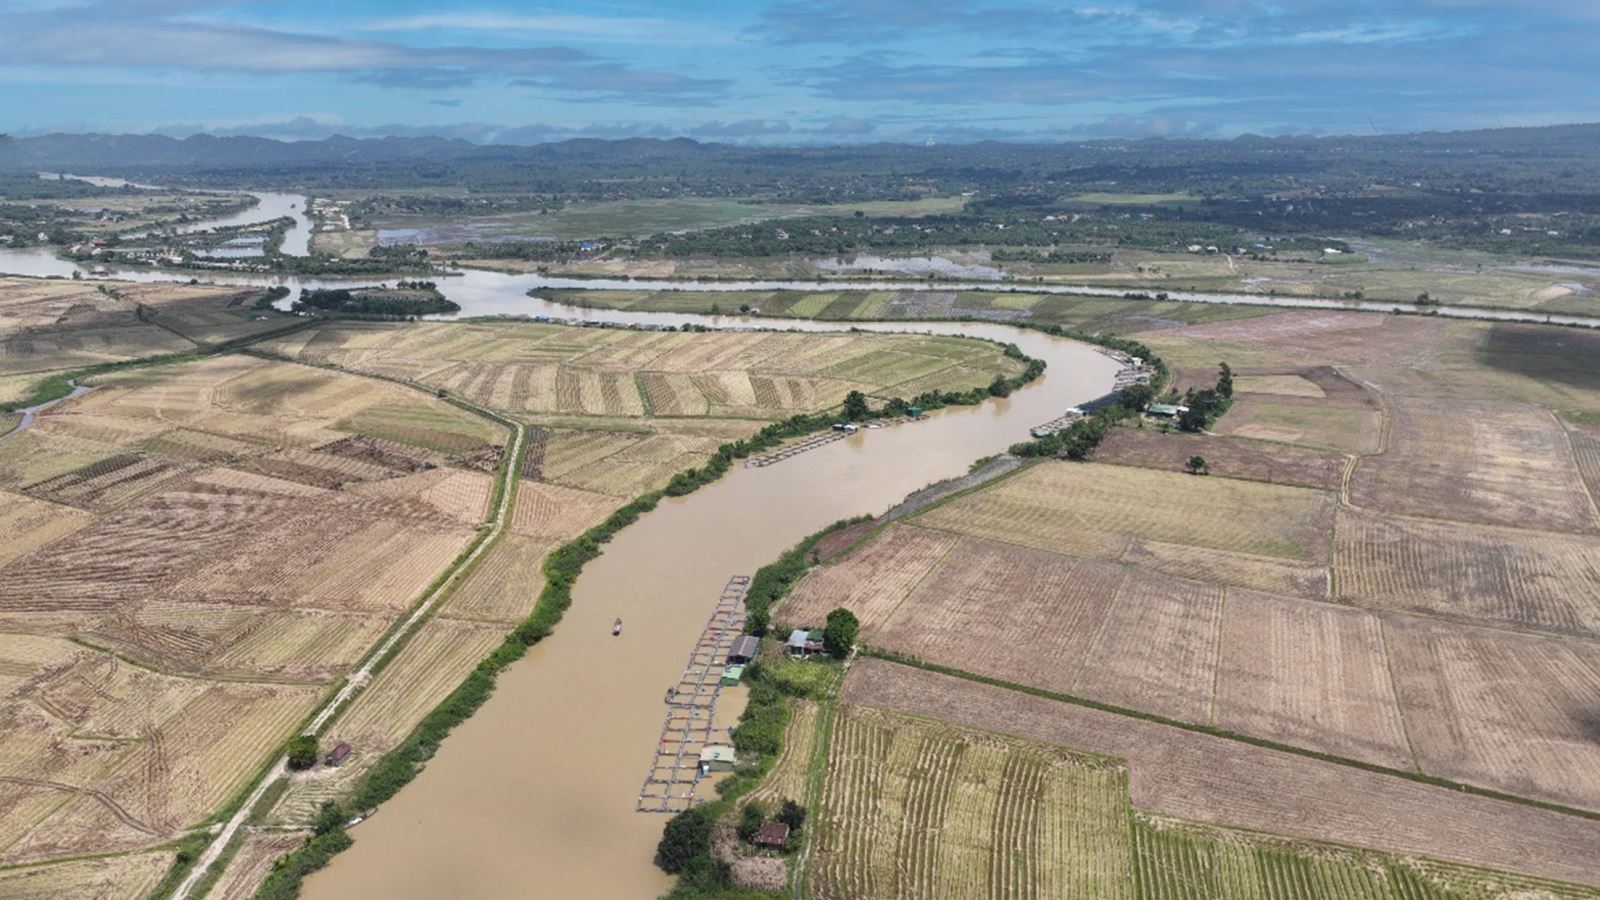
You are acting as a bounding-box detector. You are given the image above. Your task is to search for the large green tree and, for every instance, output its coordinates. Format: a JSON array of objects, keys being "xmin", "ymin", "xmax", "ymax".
[
  {"xmin": 843, "ymin": 390, "xmax": 869, "ymax": 421},
  {"xmin": 657, "ymin": 806, "xmax": 715, "ymax": 873},
  {"xmin": 286, "ymin": 735, "xmax": 319, "ymax": 771},
  {"xmin": 824, "ymin": 607, "xmax": 860, "ymax": 659}
]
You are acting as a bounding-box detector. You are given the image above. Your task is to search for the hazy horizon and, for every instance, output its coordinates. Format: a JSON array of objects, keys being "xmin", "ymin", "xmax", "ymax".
[{"xmin": 3, "ymin": 0, "xmax": 1597, "ymax": 146}]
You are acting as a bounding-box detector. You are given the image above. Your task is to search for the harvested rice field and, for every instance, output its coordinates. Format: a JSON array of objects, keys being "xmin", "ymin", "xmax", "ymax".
[
  {"xmin": 916, "ymin": 460, "xmax": 1336, "ymax": 563},
  {"xmin": 745, "ymin": 699, "xmax": 820, "ymax": 810},
  {"xmin": 0, "ymin": 346, "xmax": 517, "ymax": 876},
  {"xmin": 0, "ymin": 851, "xmax": 174, "ymax": 899},
  {"xmin": 790, "ymin": 451, "xmax": 1600, "ymax": 810},
  {"xmin": 807, "ymin": 693, "xmax": 1600, "ymax": 900},
  {"xmin": 844, "ymin": 658, "xmax": 1600, "ymax": 888},
  {"xmin": 325, "ymin": 617, "xmax": 508, "ymax": 753},
  {"xmin": 810, "ymin": 704, "xmax": 1135, "ymax": 900},
  {"xmin": 1334, "ymin": 507, "xmax": 1600, "ymax": 636},
  {"xmin": 1350, "ymin": 398, "xmax": 1599, "ymax": 533},
  {"xmin": 255, "ymin": 319, "xmax": 1023, "ymax": 421},
  {"xmin": 1093, "ymin": 426, "xmax": 1346, "ymax": 490}
]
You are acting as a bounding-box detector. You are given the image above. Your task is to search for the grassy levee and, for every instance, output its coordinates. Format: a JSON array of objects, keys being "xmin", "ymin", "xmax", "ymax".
[
  {"xmin": 860, "ymin": 650, "xmax": 1600, "ymax": 824},
  {"xmin": 243, "ymin": 327, "xmax": 1053, "ymax": 899}
]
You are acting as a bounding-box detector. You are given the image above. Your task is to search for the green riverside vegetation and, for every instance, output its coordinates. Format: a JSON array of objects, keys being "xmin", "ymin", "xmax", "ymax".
[
  {"xmin": 249, "ymin": 331, "xmax": 1044, "ymax": 899},
  {"xmin": 658, "ymin": 518, "xmax": 863, "ymax": 898}
]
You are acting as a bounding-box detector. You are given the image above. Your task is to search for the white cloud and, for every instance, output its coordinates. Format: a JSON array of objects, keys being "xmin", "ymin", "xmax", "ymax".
[{"xmin": 362, "ymin": 12, "xmax": 731, "ymax": 45}]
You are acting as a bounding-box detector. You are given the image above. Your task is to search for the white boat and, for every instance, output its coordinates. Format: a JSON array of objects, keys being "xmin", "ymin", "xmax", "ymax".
[{"xmin": 613, "ymin": 617, "xmax": 623, "ymax": 636}]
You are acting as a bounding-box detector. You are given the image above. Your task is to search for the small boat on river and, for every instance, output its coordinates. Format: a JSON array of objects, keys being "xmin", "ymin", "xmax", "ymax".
[{"xmin": 612, "ymin": 617, "xmax": 623, "ymax": 636}]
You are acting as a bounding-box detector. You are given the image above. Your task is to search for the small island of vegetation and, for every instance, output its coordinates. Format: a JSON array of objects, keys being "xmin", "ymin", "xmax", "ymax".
[{"xmin": 292, "ymin": 281, "xmax": 458, "ymax": 317}]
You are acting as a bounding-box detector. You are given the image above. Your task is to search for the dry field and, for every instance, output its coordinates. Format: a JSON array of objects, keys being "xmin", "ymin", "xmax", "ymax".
[
  {"xmin": 1212, "ymin": 589, "xmax": 1412, "ymax": 769},
  {"xmin": 745, "ymin": 699, "xmax": 820, "ymax": 810},
  {"xmin": 256, "ymin": 318, "xmax": 1023, "ymax": 500},
  {"xmin": 1120, "ymin": 537, "xmax": 1330, "ymax": 599},
  {"xmin": 868, "ymin": 537, "xmax": 1127, "ymax": 683},
  {"xmin": 829, "ymin": 528, "xmax": 1420, "ymax": 769},
  {"xmin": 1573, "ymin": 424, "xmax": 1600, "ymax": 499},
  {"xmin": 0, "ymin": 638, "xmax": 322, "ymax": 864},
  {"xmin": 0, "ymin": 851, "xmax": 173, "ymax": 899},
  {"xmin": 844, "ymin": 658, "xmax": 1600, "ymax": 888},
  {"xmin": 317, "ymin": 618, "xmax": 509, "ymax": 761},
  {"xmin": 508, "ymin": 478, "xmax": 618, "ymax": 539},
  {"xmin": 1094, "ymin": 426, "xmax": 1345, "ymax": 490},
  {"xmin": 439, "ymin": 532, "xmax": 556, "ymax": 624},
  {"xmin": 1384, "ymin": 616, "xmax": 1600, "ymax": 811},
  {"xmin": 916, "ymin": 460, "xmax": 1335, "ymax": 564},
  {"xmin": 793, "ymin": 458, "xmax": 1600, "ymax": 809},
  {"xmin": 210, "ymin": 831, "xmax": 308, "ymax": 900},
  {"xmin": 0, "ymin": 278, "xmax": 190, "ymax": 379},
  {"xmin": 0, "ymin": 277, "xmax": 288, "ymax": 386},
  {"xmin": 779, "ymin": 523, "xmax": 958, "ymax": 628},
  {"xmin": 1334, "ymin": 506, "xmax": 1600, "ymax": 635},
  {"xmin": 1136, "ymin": 311, "xmax": 1443, "ymax": 374},
  {"xmin": 1210, "ymin": 366, "xmax": 1384, "ymax": 455},
  {"xmin": 1350, "ymin": 398, "xmax": 1598, "ymax": 533},
  {"xmin": 789, "ymin": 307, "xmax": 1600, "ymax": 899},
  {"xmin": 548, "ymin": 287, "xmax": 1272, "ymax": 332},
  {"xmin": 1212, "ymin": 393, "xmax": 1383, "ymax": 454},
  {"xmin": 1130, "ymin": 813, "xmax": 1600, "ymax": 900},
  {"xmin": 0, "ymin": 350, "xmax": 516, "ymax": 879},
  {"xmin": 257, "ymin": 320, "xmax": 1019, "ymax": 420}
]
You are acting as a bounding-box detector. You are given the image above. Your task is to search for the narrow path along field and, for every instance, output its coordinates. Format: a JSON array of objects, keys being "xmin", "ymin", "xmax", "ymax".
[
  {"xmin": 12, "ymin": 257, "xmax": 1600, "ymax": 890},
  {"xmin": 170, "ymin": 393, "xmax": 526, "ymax": 900}
]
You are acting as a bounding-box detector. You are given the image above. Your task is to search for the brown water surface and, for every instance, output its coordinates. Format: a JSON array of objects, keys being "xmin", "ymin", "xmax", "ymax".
[{"xmin": 301, "ymin": 322, "xmax": 1119, "ymax": 898}]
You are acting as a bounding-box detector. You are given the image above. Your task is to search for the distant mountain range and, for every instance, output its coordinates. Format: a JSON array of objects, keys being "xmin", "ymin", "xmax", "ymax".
[
  {"xmin": 3, "ymin": 124, "xmax": 1598, "ymax": 171},
  {"xmin": 2, "ymin": 125, "xmax": 1597, "ymax": 196}
]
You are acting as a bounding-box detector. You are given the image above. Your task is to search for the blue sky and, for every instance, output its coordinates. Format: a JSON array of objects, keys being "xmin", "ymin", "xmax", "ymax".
[{"xmin": 1, "ymin": 0, "xmax": 1596, "ymax": 144}]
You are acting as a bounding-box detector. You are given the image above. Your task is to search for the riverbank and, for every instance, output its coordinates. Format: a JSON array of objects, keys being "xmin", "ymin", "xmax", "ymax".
[{"xmin": 290, "ymin": 312, "xmax": 1119, "ymax": 899}]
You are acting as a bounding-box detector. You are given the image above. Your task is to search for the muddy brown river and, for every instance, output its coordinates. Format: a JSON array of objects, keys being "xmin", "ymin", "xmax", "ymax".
[
  {"xmin": 0, "ymin": 189, "xmax": 1593, "ymax": 896},
  {"xmin": 1, "ymin": 221, "xmax": 1595, "ymax": 896},
  {"xmin": 291, "ymin": 310, "xmax": 1119, "ymax": 898}
]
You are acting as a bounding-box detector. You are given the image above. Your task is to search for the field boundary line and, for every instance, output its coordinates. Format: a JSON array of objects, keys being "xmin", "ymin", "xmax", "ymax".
[
  {"xmin": 62, "ymin": 636, "xmax": 327, "ymax": 686},
  {"xmin": 861, "ymin": 651, "xmax": 1600, "ymax": 824},
  {"xmin": 1375, "ymin": 617, "xmax": 1425, "ymax": 773},
  {"xmin": 863, "ymin": 531, "xmax": 962, "ymax": 644},
  {"xmin": 1065, "ymin": 567, "xmax": 1132, "ymax": 695},
  {"xmin": 131, "ymin": 301, "xmax": 203, "ymax": 347},
  {"xmin": 170, "ymin": 364, "xmax": 527, "ymax": 900},
  {"xmin": 1206, "ymin": 588, "xmax": 1228, "ymax": 727},
  {"xmin": 1555, "ymin": 410, "xmax": 1600, "ymax": 528}
]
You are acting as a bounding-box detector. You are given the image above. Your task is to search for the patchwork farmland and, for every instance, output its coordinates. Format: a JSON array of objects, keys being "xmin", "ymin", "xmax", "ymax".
[
  {"xmin": 0, "ymin": 277, "xmax": 1035, "ymax": 894},
  {"xmin": 839, "ymin": 659, "xmax": 1600, "ymax": 890},
  {"xmin": 796, "ymin": 687, "xmax": 1600, "ymax": 899},
  {"xmin": 769, "ymin": 309, "xmax": 1600, "ymax": 896},
  {"xmin": 258, "ymin": 320, "xmax": 1023, "ymax": 498}
]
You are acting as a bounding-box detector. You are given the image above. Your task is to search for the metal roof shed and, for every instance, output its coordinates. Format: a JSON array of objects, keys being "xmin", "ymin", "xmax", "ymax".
[
  {"xmin": 728, "ymin": 634, "xmax": 760, "ymax": 664},
  {"xmin": 699, "ymin": 745, "xmax": 736, "ymax": 772},
  {"xmin": 755, "ymin": 821, "xmax": 791, "ymax": 848}
]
